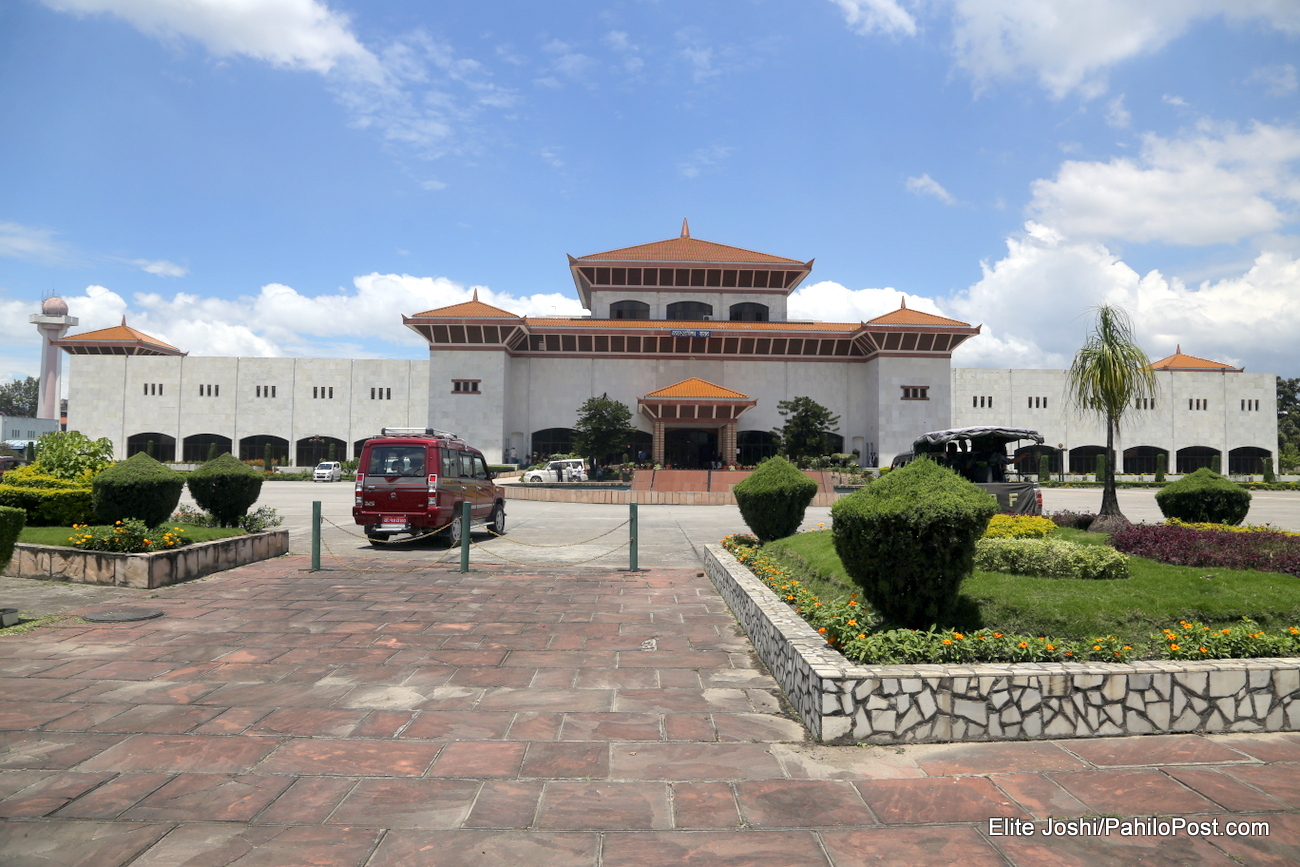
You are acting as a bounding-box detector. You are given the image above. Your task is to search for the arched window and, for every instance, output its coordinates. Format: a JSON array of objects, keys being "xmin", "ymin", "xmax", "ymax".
[
  {"xmin": 239, "ymin": 435, "xmax": 289, "ymax": 464},
  {"xmin": 666, "ymin": 301, "xmax": 713, "ymax": 320},
  {"xmin": 126, "ymin": 432, "xmax": 176, "ymax": 462},
  {"xmin": 729, "ymin": 302, "xmax": 769, "ymax": 322},
  {"xmin": 182, "ymin": 433, "xmax": 233, "ymax": 463},
  {"xmin": 609, "ymin": 300, "xmax": 650, "ymax": 320},
  {"xmin": 296, "ymin": 436, "xmax": 347, "ymax": 467},
  {"xmin": 530, "ymin": 428, "xmax": 576, "ymax": 461},
  {"xmin": 737, "ymin": 431, "xmax": 779, "ymax": 465},
  {"xmin": 1176, "ymin": 446, "xmax": 1220, "ymax": 474}
]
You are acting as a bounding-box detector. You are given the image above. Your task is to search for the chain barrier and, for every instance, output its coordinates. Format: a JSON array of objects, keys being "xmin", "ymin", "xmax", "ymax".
[
  {"xmin": 480, "ymin": 520, "xmax": 628, "ymax": 547},
  {"xmin": 315, "ymin": 512, "xmax": 634, "ymax": 572},
  {"xmin": 469, "ymin": 536, "xmax": 631, "ymax": 568}
]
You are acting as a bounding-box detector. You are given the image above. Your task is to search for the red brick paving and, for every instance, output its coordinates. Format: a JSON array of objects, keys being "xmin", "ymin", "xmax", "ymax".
[{"xmin": 0, "ymin": 554, "xmax": 1295, "ymax": 865}]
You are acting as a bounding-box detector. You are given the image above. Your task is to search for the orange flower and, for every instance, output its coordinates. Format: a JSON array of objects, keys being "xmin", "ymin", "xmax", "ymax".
[
  {"xmin": 942, "ymin": 639, "xmax": 953, "ymax": 645},
  {"xmin": 817, "ymin": 627, "xmax": 826, "ymax": 634},
  {"xmin": 1018, "ymin": 641, "xmax": 1028, "ymax": 649},
  {"xmin": 847, "ymin": 620, "xmax": 857, "ymax": 627},
  {"xmin": 1170, "ymin": 644, "xmax": 1180, "ymax": 651},
  {"xmin": 953, "ymin": 632, "xmax": 964, "ymax": 640},
  {"xmin": 993, "ymin": 632, "xmax": 1003, "ymax": 638},
  {"xmin": 1046, "ymin": 644, "xmax": 1055, "ymax": 651},
  {"xmin": 1199, "ymin": 647, "xmax": 1208, "ymax": 653}
]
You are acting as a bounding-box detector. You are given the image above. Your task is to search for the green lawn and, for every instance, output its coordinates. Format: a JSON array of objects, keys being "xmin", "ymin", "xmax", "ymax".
[
  {"xmin": 765, "ymin": 529, "xmax": 1300, "ymax": 643},
  {"xmin": 18, "ymin": 523, "xmax": 245, "ymax": 548}
]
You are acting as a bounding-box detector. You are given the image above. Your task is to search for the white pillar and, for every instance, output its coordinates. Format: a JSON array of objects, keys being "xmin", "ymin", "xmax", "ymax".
[{"xmin": 29, "ymin": 304, "xmax": 78, "ymax": 422}]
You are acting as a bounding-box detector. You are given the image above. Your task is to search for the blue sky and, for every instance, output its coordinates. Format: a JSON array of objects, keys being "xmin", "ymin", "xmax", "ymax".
[{"xmin": 2, "ymin": 0, "xmax": 1298, "ymax": 386}]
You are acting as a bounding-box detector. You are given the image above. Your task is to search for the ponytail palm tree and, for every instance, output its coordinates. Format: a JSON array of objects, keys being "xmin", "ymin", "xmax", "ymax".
[{"xmin": 1066, "ymin": 305, "xmax": 1158, "ymax": 533}]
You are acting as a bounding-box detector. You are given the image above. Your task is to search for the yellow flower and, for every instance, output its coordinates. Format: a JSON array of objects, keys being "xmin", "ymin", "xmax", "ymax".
[
  {"xmin": 993, "ymin": 632, "xmax": 1002, "ymax": 638},
  {"xmin": 942, "ymin": 639, "xmax": 953, "ymax": 645},
  {"xmin": 953, "ymin": 632, "xmax": 964, "ymax": 640},
  {"xmin": 857, "ymin": 633, "xmax": 866, "ymax": 639},
  {"xmin": 1170, "ymin": 644, "xmax": 1180, "ymax": 651},
  {"xmin": 1018, "ymin": 641, "xmax": 1028, "ymax": 649},
  {"xmin": 1046, "ymin": 644, "xmax": 1055, "ymax": 651},
  {"xmin": 847, "ymin": 620, "xmax": 857, "ymax": 627},
  {"xmin": 1093, "ymin": 645, "xmax": 1101, "ymax": 651}
]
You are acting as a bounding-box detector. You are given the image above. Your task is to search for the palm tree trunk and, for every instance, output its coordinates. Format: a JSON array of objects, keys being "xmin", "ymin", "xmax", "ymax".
[{"xmin": 1090, "ymin": 413, "xmax": 1129, "ymax": 532}]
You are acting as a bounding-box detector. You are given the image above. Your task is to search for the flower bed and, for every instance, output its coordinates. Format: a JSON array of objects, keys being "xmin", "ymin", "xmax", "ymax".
[
  {"xmin": 705, "ymin": 542, "xmax": 1300, "ymax": 743},
  {"xmin": 1111, "ymin": 521, "xmax": 1300, "ymax": 576},
  {"xmin": 5, "ymin": 530, "xmax": 288, "ymax": 589}
]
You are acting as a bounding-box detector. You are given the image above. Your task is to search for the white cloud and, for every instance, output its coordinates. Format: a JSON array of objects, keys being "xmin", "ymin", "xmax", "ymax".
[
  {"xmin": 41, "ymin": 0, "xmax": 373, "ymax": 74},
  {"xmin": 944, "ymin": 223, "xmax": 1300, "ymax": 374},
  {"xmin": 129, "ymin": 258, "xmax": 188, "ymax": 277},
  {"xmin": 1250, "ymin": 63, "xmax": 1298, "ymax": 96},
  {"xmin": 42, "ymin": 1, "xmax": 517, "ymax": 161},
  {"xmin": 1104, "ymin": 94, "xmax": 1131, "ymax": 128},
  {"xmin": 905, "ymin": 173, "xmax": 957, "ymax": 205},
  {"xmin": 830, "ymin": 0, "xmax": 918, "ymax": 38},
  {"xmin": 1028, "ymin": 122, "xmax": 1300, "ymax": 245},
  {"xmin": 678, "ymin": 145, "xmax": 733, "ymax": 179},
  {"xmin": 833, "ymin": 0, "xmax": 1300, "ymax": 99},
  {"xmin": 0, "ymin": 221, "xmax": 76, "ymax": 265},
  {"xmin": 789, "ymin": 281, "xmax": 947, "ymax": 323},
  {"xmin": 1163, "ymin": 93, "xmax": 1189, "ymax": 107}
]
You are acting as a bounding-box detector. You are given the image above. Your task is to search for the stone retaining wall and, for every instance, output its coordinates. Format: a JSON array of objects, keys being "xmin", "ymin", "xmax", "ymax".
[
  {"xmin": 704, "ymin": 544, "xmax": 1300, "ymax": 744},
  {"xmin": 5, "ymin": 530, "xmax": 289, "ymax": 589}
]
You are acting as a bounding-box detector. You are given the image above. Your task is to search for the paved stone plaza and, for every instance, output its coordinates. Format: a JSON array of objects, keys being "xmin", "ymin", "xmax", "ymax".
[{"xmin": 2, "ymin": 555, "xmax": 1299, "ymax": 865}]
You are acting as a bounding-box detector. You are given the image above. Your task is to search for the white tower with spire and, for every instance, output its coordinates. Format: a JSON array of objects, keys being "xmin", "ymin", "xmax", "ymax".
[{"xmin": 29, "ymin": 296, "xmax": 78, "ymax": 421}]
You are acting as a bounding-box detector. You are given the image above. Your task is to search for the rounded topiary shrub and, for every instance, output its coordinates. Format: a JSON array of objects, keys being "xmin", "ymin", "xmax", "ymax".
[
  {"xmin": 92, "ymin": 453, "xmax": 185, "ymax": 527},
  {"xmin": 732, "ymin": 456, "xmax": 819, "ymax": 543},
  {"xmin": 187, "ymin": 452, "xmax": 263, "ymax": 527},
  {"xmin": 0, "ymin": 505, "xmax": 25, "ymax": 572},
  {"xmin": 1155, "ymin": 467, "xmax": 1251, "ymax": 525},
  {"xmin": 831, "ymin": 457, "xmax": 997, "ymax": 629}
]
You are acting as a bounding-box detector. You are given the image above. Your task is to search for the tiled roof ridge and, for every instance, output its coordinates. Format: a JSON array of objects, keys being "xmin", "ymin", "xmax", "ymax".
[
  {"xmin": 644, "ymin": 377, "xmax": 750, "ymax": 399},
  {"xmin": 60, "ymin": 321, "xmax": 180, "ymax": 351},
  {"xmin": 575, "ymin": 235, "xmax": 805, "ymax": 265}
]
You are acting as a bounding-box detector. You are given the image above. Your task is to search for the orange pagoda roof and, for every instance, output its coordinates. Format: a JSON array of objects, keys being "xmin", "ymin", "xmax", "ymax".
[
  {"xmin": 574, "ymin": 220, "xmax": 806, "ymax": 266},
  {"xmin": 644, "ymin": 377, "xmax": 750, "ymax": 399},
  {"xmin": 1149, "ymin": 346, "xmax": 1243, "ymax": 372},
  {"xmin": 410, "ymin": 290, "xmax": 521, "ymax": 319},
  {"xmin": 55, "ymin": 318, "xmax": 185, "ymax": 356},
  {"xmin": 867, "ymin": 298, "xmax": 971, "ymax": 328}
]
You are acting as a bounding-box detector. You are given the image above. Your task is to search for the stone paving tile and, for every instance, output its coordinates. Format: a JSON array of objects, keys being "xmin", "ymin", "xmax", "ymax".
[
  {"xmin": 431, "ymin": 741, "xmax": 528, "ymax": 778},
  {"xmin": 713, "ymin": 713, "xmax": 806, "ymax": 743},
  {"xmin": 129, "ymin": 823, "xmax": 384, "ymax": 867},
  {"xmin": 1050, "ymin": 768, "xmax": 1220, "ymax": 816},
  {"xmin": 477, "ymin": 688, "xmax": 614, "ymax": 713},
  {"xmin": 1064, "ymin": 733, "xmax": 1254, "ymax": 767},
  {"xmin": 1219, "ymin": 763, "xmax": 1300, "ymax": 810},
  {"xmin": 255, "ymin": 738, "xmax": 446, "ymax": 777},
  {"xmin": 191, "ymin": 706, "xmax": 273, "ymax": 735},
  {"xmin": 121, "ymin": 773, "xmax": 293, "ymax": 822},
  {"xmin": 913, "ymin": 740, "xmax": 1090, "ymax": 776},
  {"xmin": 38, "ymin": 703, "xmax": 131, "ymax": 731},
  {"xmin": 0, "ymin": 699, "xmax": 82, "ymax": 729},
  {"xmin": 990, "ymin": 772, "xmax": 1094, "ymax": 820},
  {"xmin": 768, "ymin": 744, "xmax": 924, "ymax": 781},
  {"xmin": 736, "ymin": 780, "xmax": 876, "ymax": 828},
  {"xmin": 368, "ymin": 829, "xmax": 599, "ymax": 867},
  {"xmin": 245, "ymin": 707, "xmax": 368, "ymax": 738},
  {"xmin": 608, "ymin": 743, "xmax": 787, "ymax": 780},
  {"xmin": 399, "ymin": 710, "xmax": 514, "ymax": 740},
  {"xmin": 0, "ymin": 770, "xmax": 116, "ymax": 817},
  {"xmin": 1163, "ymin": 766, "xmax": 1290, "ymax": 812},
  {"xmin": 535, "ymin": 781, "xmax": 673, "ymax": 830},
  {"xmin": 663, "ymin": 713, "xmax": 716, "ymax": 741},
  {"xmin": 1210, "ymin": 732, "xmax": 1300, "ymax": 763},
  {"xmin": 327, "ymin": 778, "xmax": 481, "ymax": 828},
  {"xmin": 614, "ymin": 688, "xmax": 754, "ymax": 713},
  {"xmin": 78, "ymin": 734, "xmax": 282, "ymax": 774},
  {"xmin": 464, "ymin": 779, "xmax": 545, "ymax": 828},
  {"xmin": 600, "ymin": 830, "xmax": 830, "ymax": 866},
  {"xmin": 86, "ymin": 703, "xmax": 225, "ymax": 734},
  {"xmin": 560, "ymin": 712, "xmax": 663, "ymax": 742},
  {"xmin": 0, "ymin": 820, "xmax": 172, "ymax": 867},
  {"xmin": 820, "ymin": 826, "xmax": 1008, "ymax": 867},
  {"xmin": 0, "ymin": 731, "xmax": 128, "ymax": 770},
  {"xmin": 52, "ymin": 772, "xmax": 173, "ymax": 819},
  {"xmin": 853, "ymin": 777, "xmax": 1026, "ymax": 825},
  {"xmin": 521, "ymin": 742, "xmax": 610, "ymax": 779},
  {"xmin": 255, "ymin": 775, "xmax": 358, "ymax": 824},
  {"xmin": 506, "ymin": 712, "xmax": 566, "ymax": 740}
]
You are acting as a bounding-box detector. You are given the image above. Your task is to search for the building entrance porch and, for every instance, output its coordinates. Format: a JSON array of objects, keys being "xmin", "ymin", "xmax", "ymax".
[
  {"xmin": 664, "ymin": 427, "xmax": 720, "ymax": 469},
  {"xmin": 637, "ymin": 377, "xmax": 756, "ymax": 468}
]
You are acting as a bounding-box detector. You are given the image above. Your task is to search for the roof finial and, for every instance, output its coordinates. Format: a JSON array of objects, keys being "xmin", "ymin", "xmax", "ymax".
[
  {"xmin": 1176, "ymin": 343, "xmax": 1181, "ymax": 354},
  {"xmin": 121, "ymin": 315, "xmax": 127, "ymax": 326},
  {"xmin": 900, "ymin": 296, "xmax": 907, "ymax": 309},
  {"xmin": 472, "ymin": 288, "xmax": 479, "ymax": 302},
  {"xmin": 681, "ymin": 218, "xmax": 690, "ymax": 238}
]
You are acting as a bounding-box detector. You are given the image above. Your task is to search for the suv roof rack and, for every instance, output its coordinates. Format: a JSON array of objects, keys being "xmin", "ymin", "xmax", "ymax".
[{"xmin": 379, "ymin": 427, "xmax": 462, "ymax": 440}]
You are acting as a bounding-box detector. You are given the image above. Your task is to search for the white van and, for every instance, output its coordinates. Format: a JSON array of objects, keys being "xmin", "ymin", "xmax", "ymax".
[
  {"xmin": 524, "ymin": 458, "xmax": 588, "ymax": 483},
  {"xmin": 313, "ymin": 461, "xmax": 342, "ymax": 482}
]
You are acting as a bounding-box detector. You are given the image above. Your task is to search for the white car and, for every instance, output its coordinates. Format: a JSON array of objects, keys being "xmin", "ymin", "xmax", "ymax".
[
  {"xmin": 524, "ymin": 459, "xmax": 587, "ymax": 483},
  {"xmin": 313, "ymin": 461, "xmax": 342, "ymax": 482}
]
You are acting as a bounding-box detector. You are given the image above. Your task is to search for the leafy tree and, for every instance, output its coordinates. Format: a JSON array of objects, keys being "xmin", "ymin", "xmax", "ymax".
[
  {"xmin": 774, "ymin": 396, "xmax": 840, "ymax": 463},
  {"xmin": 1065, "ymin": 305, "xmax": 1158, "ymax": 532},
  {"xmin": 1278, "ymin": 376, "xmax": 1300, "ymax": 456},
  {"xmin": 33, "ymin": 430, "xmax": 115, "ymax": 479},
  {"xmin": 0, "ymin": 377, "xmax": 38, "ymax": 417},
  {"xmin": 573, "ymin": 393, "xmax": 635, "ymax": 466}
]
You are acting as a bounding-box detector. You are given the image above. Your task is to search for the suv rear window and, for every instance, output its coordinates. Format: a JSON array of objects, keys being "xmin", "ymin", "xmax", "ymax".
[{"xmin": 366, "ymin": 446, "xmax": 427, "ymax": 476}]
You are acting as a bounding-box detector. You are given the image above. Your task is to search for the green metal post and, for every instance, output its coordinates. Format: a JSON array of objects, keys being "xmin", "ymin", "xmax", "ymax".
[
  {"xmin": 310, "ymin": 500, "xmax": 321, "ymax": 572},
  {"xmin": 460, "ymin": 501, "xmax": 471, "ymax": 573},
  {"xmin": 629, "ymin": 502, "xmax": 638, "ymax": 571}
]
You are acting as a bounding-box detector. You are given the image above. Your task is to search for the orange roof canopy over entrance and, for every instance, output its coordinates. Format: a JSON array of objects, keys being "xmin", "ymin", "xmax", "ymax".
[
  {"xmin": 54, "ymin": 318, "xmax": 185, "ymax": 356},
  {"xmin": 1149, "ymin": 345, "xmax": 1243, "ymax": 372}
]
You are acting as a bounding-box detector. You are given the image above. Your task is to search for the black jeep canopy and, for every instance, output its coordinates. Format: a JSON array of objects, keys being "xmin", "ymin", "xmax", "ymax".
[{"xmin": 913, "ymin": 426, "xmax": 1045, "ymax": 451}]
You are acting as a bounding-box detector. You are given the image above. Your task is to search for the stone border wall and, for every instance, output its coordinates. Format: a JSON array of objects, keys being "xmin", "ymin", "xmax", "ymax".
[
  {"xmin": 5, "ymin": 530, "xmax": 289, "ymax": 589},
  {"xmin": 704, "ymin": 544, "xmax": 1300, "ymax": 744}
]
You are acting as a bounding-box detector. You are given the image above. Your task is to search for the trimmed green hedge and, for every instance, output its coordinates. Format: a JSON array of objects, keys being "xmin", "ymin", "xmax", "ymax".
[
  {"xmin": 186, "ymin": 453, "xmax": 263, "ymax": 527},
  {"xmin": 0, "ymin": 484, "xmax": 95, "ymax": 526},
  {"xmin": 0, "ymin": 505, "xmax": 25, "ymax": 572},
  {"xmin": 831, "ymin": 457, "xmax": 997, "ymax": 629},
  {"xmin": 1155, "ymin": 467, "xmax": 1252, "ymax": 525},
  {"xmin": 975, "ymin": 537, "xmax": 1130, "ymax": 580},
  {"xmin": 92, "ymin": 453, "xmax": 185, "ymax": 527},
  {"xmin": 733, "ymin": 457, "xmax": 819, "ymax": 543}
]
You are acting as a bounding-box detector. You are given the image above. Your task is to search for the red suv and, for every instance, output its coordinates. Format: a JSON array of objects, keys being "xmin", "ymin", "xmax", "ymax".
[{"xmin": 353, "ymin": 428, "xmax": 506, "ymax": 545}]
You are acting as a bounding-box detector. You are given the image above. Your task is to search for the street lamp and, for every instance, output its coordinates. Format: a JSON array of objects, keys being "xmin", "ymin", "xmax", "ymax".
[{"xmin": 1058, "ymin": 443, "xmax": 1065, "ymax": 482}]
